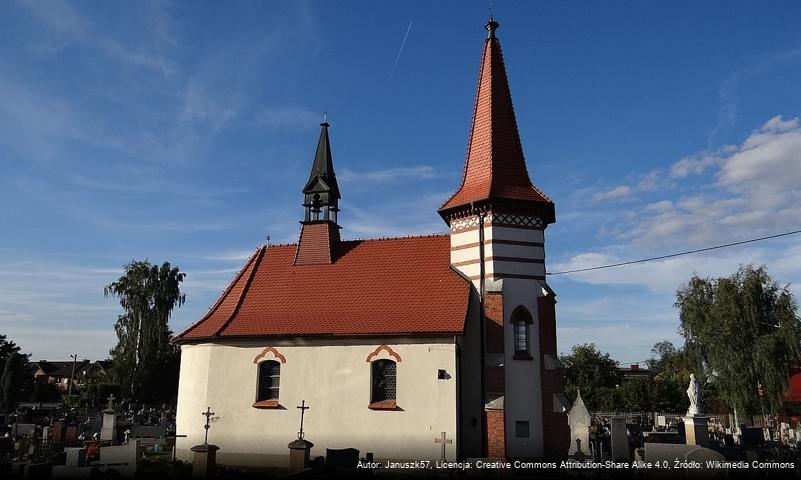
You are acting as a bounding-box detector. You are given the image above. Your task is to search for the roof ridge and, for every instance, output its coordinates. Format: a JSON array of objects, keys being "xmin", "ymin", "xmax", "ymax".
[
  {"xmin": 213, "ymin": 246, "xmax": 267, "ymax": 337},
  {"xmin": 175, "ymin": 247, "xmax": 262, "ymax": 339}
]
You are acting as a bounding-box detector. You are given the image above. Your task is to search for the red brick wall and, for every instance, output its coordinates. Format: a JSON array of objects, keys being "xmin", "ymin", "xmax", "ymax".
[
  {"xmin": 294, "ymin": 222, "xmax": 339, "ymax": 265},
  {"xmin": 538, "ymin": 295, "xmax": 570, "ymax": 459},
  {"xmin": 485, "ymin": 409, "xmax": 506, "ymax": 459}
]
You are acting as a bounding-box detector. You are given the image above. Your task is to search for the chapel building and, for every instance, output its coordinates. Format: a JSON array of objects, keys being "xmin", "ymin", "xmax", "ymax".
[{"xmin": 175, "ymin": 19, "xmax": 570, "ymax": 466}]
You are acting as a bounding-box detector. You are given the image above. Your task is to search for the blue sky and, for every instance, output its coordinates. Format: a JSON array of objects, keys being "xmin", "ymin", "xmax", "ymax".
[{"xmin": 2, "ymin": 1, "xmax": 800, "ymax": 365}]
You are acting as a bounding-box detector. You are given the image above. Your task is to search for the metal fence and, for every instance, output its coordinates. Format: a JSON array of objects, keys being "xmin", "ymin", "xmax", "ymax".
[
  {"xmin": 590, "ymin": 411, "xmax": 732, "ymax": 426},
  {"xmin": 589, "ymin": 411, "xmax": 775, "ymax": 428}
]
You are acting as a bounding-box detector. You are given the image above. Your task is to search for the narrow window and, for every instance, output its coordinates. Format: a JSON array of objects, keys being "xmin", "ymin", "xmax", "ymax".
[
  {"xmin": 371, "ymin": 359, "xmax": 396, "ymax": 403},
  {"xmin": 512, "ymin": 307, "xmax": 533, "ymax": 355},
  {"xmin": 257, "ymin": 360, "xmax": 280, "ymax": 401}
]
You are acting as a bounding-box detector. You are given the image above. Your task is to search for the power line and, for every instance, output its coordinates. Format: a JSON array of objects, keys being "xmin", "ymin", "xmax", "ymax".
[{"xmin": 547, "ymin": 229, "xmax": 801, "ymax": 276}]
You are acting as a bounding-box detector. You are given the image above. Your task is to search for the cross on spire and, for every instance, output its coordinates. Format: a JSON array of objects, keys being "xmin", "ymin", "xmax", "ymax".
[
  {"xmin": 202, "ymin": 407, "xmax": 215, "ymax": 444},
  {"xmin": 434, "ymin": 431, "xmax": 452, "ymax": 461},
  {"xmin": 296, "ymin": 400, "xmax": 309, "ymax": 439}
]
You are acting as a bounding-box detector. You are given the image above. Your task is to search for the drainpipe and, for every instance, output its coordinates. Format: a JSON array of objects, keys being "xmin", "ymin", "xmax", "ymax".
[{"xmin": 475, "ymin": 203, "xmax": 488, "ymax": 458}]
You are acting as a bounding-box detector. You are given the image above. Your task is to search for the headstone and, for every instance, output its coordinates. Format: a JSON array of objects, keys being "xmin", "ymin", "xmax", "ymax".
[
  {"xmin": 100, "ymin": 396, "xmax": 118, "ymax": 443},
  {"xmin": 129, "ymin": 425, "xmax": 167, "ymax": 438},
  {"xmin": 683, "ymin": 416, "xmax": 710, "ymax": 447},
  {"xmin": 288, "ymin": 439, "xmax": 313, "ymax": 474},
  {"xmin": 96, "ymin": 441, "xmax": 139, "ymax": 478},
  {"xmin": 64, "ymin": 447, "xmax": 87, "ymax": 467},
  {"xmin": 656, "ymin": 415, "xmax": 666, "ymax": 428},
  {"xmin": 65, "ymin": 425, "xmax": 78, "ymax": 447},
  {"xmin": 740, "ymin": 428, "xmax": 762, "ymax": 448},
  {"xmin": 568, "ymin": 391, "xmax": 591, "ymax": 456},
  {"xmin": 13, "ymin": 424, "xmax": 36, "ymax": 437},
  {"xmin": 325, "ymin": 448, "xmax": 359, "ymax": 474},
  {"xmin": 610, "ymin": 416, "xmax": 629, "ymax": 462},
  {"xmin": 190, "ymin": 443, "xmax": 219, "ymax": 479},
  {"xmin": 434, "ymin": 432, "xmax": 452, "ymax": 461}
]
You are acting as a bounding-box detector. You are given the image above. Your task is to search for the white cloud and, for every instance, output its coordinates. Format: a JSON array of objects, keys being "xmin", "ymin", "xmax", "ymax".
[
  {"xmin": 591, "ymin": 185, "xmax": 631, "ymax": 202},
  {"xmin": 340, "ymin": 166, "xmax": 444, "ymax": 184},
  {"xmin": 256, "ymin": 107, "xmax": 321, "ymax": 130}
]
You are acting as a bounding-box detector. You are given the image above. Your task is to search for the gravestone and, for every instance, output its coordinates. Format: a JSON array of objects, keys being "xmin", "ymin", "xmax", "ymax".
[
  {"xmin": 325, "ymin": 448, "xmax": 359, "ymax": 474},
  {"xmin": 683, "ymin": 373, "xmax": 709, "ymax": 447},
  {"xmin": 129, "ymin": 425, "xmax": 167, "ymax": 438},
  {"xmin": 568, "ymin": 391, "xmax": 590, "ymax": 456},
  {"xmin": 610, "ymin": 416, "xmax": 629, "ymax": 462},
  {"xmin": 65, "ymin": 425, "xmax": 79, "ymax": 447},
  {"xmin": 96, "ymin": 441, "xmax": 139, "ymax": 477},
  {"xmin": 740, "ymin": 427, "xmax": 762, "ymax": 448},
  {"xmin": 64, "ymin": 447, "xmax": 87, "ymax": 467},
  {"xmin": 100, "ymin": 395, "xmax": 118, "ymax": 443},
  {"xmin": 656, "ymin": 415, "xmax": 667, "ymax": 428},
  {"xmin": 13, "ymin": 424, "xmax": 36, "ymax": 437}
]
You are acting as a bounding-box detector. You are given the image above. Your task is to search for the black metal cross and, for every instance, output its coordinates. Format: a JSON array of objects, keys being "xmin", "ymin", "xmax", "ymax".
[
  {"xmin": 202, "ymin": 407, "xmax": 214, "ymax": 444},
  {"xmin": 296, "ymin": 400, "xmax": 309, "ymax": 439}
]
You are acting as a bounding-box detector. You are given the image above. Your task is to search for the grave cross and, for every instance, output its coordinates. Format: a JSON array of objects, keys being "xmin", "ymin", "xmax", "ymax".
[
  {"xmin": 296, "ymin": 400, "xmax": 309, "ymax": 439},
  {"xmin": 106, "ymin": 394, "xmax": 116, "ymax": 410},
  {"xmin": 202, "ymin": 407, "xmax": 215, "ymax": 444},
  {"xmin": 434, "ymin": 431, "xmax": 452, "ymax": 461}
]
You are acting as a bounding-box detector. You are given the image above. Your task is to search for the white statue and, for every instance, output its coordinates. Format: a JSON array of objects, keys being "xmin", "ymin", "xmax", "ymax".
[{"xmin": 687, "ymin": 373, "xmax": 702, "ymax": 416}]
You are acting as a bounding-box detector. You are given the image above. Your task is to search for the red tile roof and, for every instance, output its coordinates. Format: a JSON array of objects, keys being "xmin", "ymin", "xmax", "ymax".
[
  {"xmin": 176, "ymin": 235, "xmax": 471, "ymax": 340},
  {"xmin": 440, "ymin": 31, "xmax": 552, "ymax": 212}
]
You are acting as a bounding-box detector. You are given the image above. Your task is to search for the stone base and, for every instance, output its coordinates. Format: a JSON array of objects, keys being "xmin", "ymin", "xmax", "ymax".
[
  {"xmin": 288, "ymin": 439, "xmax": 314, "ymax": 474},
  {"xmin": 191, "ymin": 444, "xmax": 220, "ymax": 479},
  {"xmin": 684, "ymin": 416, "xmax": 710, "ymax": 447}
]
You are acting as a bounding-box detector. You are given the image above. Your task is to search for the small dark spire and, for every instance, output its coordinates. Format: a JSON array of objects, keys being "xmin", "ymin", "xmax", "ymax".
[
  {"xmin": 485, "ymin": 17, "xmax": 499, "ymax": 39},
  {"xmin": 301, "ymin": 117, "xmax": 340, "ymax": 225}
]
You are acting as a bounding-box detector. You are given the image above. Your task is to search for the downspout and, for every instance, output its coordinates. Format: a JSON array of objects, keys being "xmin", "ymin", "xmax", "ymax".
[{"xmin": 475, "ymin": 203, "xmax": 487, "ymax": 458}]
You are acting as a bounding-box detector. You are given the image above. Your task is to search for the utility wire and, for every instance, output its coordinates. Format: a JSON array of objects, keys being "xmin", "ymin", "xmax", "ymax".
[{"xmin": 547, "ymin": 229, "xmax": 801, "ymax": 276}]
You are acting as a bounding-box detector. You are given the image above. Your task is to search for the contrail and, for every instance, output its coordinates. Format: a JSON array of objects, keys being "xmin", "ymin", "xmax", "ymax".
[{"xmin": 388, "ymin": 19, "xmax": 413, "ymax": 85}]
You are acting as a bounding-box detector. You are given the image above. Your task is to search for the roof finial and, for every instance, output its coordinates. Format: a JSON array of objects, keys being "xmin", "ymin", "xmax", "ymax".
[
  {"xmin": 485, "ymin": 17, "xmax": 499, "ymax": 39},
  {"xmin": 322, "ymin": 112, "xmax": 329, "ymax": 127}
]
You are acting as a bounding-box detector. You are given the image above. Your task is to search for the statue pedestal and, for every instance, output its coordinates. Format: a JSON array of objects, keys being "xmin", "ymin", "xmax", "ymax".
[
  {"xmin": 100, "ymin": 408, "xmax": 117, "ymax": 442},
  {"xmin": 190, "ymin": 444, "xmax": 219, "ymax": 479},
  {"xmin": 287, "ymin": 439, "xmax": 314, "ymax": 474},
  {"xmin": 684, "ymin": 415, "xmax": 710, "ymax": 447}
]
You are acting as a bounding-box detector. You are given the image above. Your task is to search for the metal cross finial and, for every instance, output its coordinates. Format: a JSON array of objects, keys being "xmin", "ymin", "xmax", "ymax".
[
  {"xmin": 296, "ymin": 400, "xmax": 309, "ymax": 439},
  {"xmin": 434, "ymin": 431, "xmax": 452, "ymax": 461},
  {"xmin": 323, "ymin": 112, "xmax": 328, "ymax": 124},
  {"xmin": 106, "ymin": 394, "xmax": 116, "ymax": 410},
  {"xmin": 202, "ymin": 406, "xmax": 215, "ymax": 444}
]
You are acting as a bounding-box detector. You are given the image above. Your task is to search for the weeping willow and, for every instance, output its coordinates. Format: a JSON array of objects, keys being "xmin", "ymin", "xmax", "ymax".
[
  {"xmin": 105, "ymin": 261, "xmax": 185, "ymax": 403},
  {"xmin": 676, "ymin": 265, "xmax": 801, "ymax": 416}
]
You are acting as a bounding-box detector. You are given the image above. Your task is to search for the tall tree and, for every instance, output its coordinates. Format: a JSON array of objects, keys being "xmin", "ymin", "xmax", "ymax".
[
  {"xmin": 0, "ymin": 334, "xmax": 21, "ymax": 376},
  {"xmin": 676, "ymin": 265, "xmax": 801, "ymax": 416},
  {"xmin": 105, "ymin": 260, "xmax": 186, "ymax": 403},
  {"xmin": 1, "ymin": 351, "xmax": 28, "ymax": 416},
  {"xmin": 561, "ymin": 343, "xmax": 622, "ymax": 410}
]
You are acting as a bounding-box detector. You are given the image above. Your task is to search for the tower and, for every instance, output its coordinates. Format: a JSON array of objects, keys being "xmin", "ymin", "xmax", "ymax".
[
  {"xmin": 439, "ymin": 19, "xmax": 569, "ymax": 459},
  {"xmin": 295, "ymin": 118, "xmax": 341, "ymax": 265}
]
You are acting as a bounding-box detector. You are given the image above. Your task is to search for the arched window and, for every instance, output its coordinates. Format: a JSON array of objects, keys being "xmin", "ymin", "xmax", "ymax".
[
  {"xmin": 257, "ymin": 360, "xmax": 280, "ymax": 401},
  {"xmin": 512, "ymin": 307, "xmax": 533, "ymax": 359},
  {"xmin": 371, "ymin": 359, "xmax": 396, "ymax": 403}
]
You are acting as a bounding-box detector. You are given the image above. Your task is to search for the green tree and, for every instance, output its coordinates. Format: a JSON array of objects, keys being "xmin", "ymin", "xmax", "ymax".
[
  {"xmin": 0, "ymin": 334, "xmax": 21, "ymax": 377},
  {"xmin": 105, "ymin": 260, "xmax": 186, "ymax": 403},
  {"xmin": 561, "ymin": 343, "xmax": 622, "ymax": 410},
  {"xmin": 1, "ymin": 352, "xmax": 28, "ymax": 415},
  {"xmin": 676, "ymin": 265, "xmax": 801, "ymax": 416}
]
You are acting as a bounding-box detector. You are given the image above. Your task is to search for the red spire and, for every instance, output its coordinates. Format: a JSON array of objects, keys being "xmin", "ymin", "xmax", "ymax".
[{"xmin": 440, "ymin": 19, "xmax": 553, "ymax": 221}]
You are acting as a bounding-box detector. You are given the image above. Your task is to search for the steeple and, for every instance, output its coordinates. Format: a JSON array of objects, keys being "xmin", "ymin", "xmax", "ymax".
[
  {"xmin": 439, "ymin": 18, "xmax": 554, "ymax": 224},
  {"xmin": 302, "ymin": 116, "xmax": 340, "ymax": 224},
  {"xmin": 295, "ymin": 116, "xmax": 341, "ymax": 266}
]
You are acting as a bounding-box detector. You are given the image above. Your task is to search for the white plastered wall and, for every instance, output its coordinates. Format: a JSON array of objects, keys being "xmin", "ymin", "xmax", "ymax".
[
  {"xmin": 176, "ymin": 338, "xmax": 458, "ymax": 467},
  {"xmin": 502, "ymin": 278, "xmax": 545, "ymax": 458}
]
